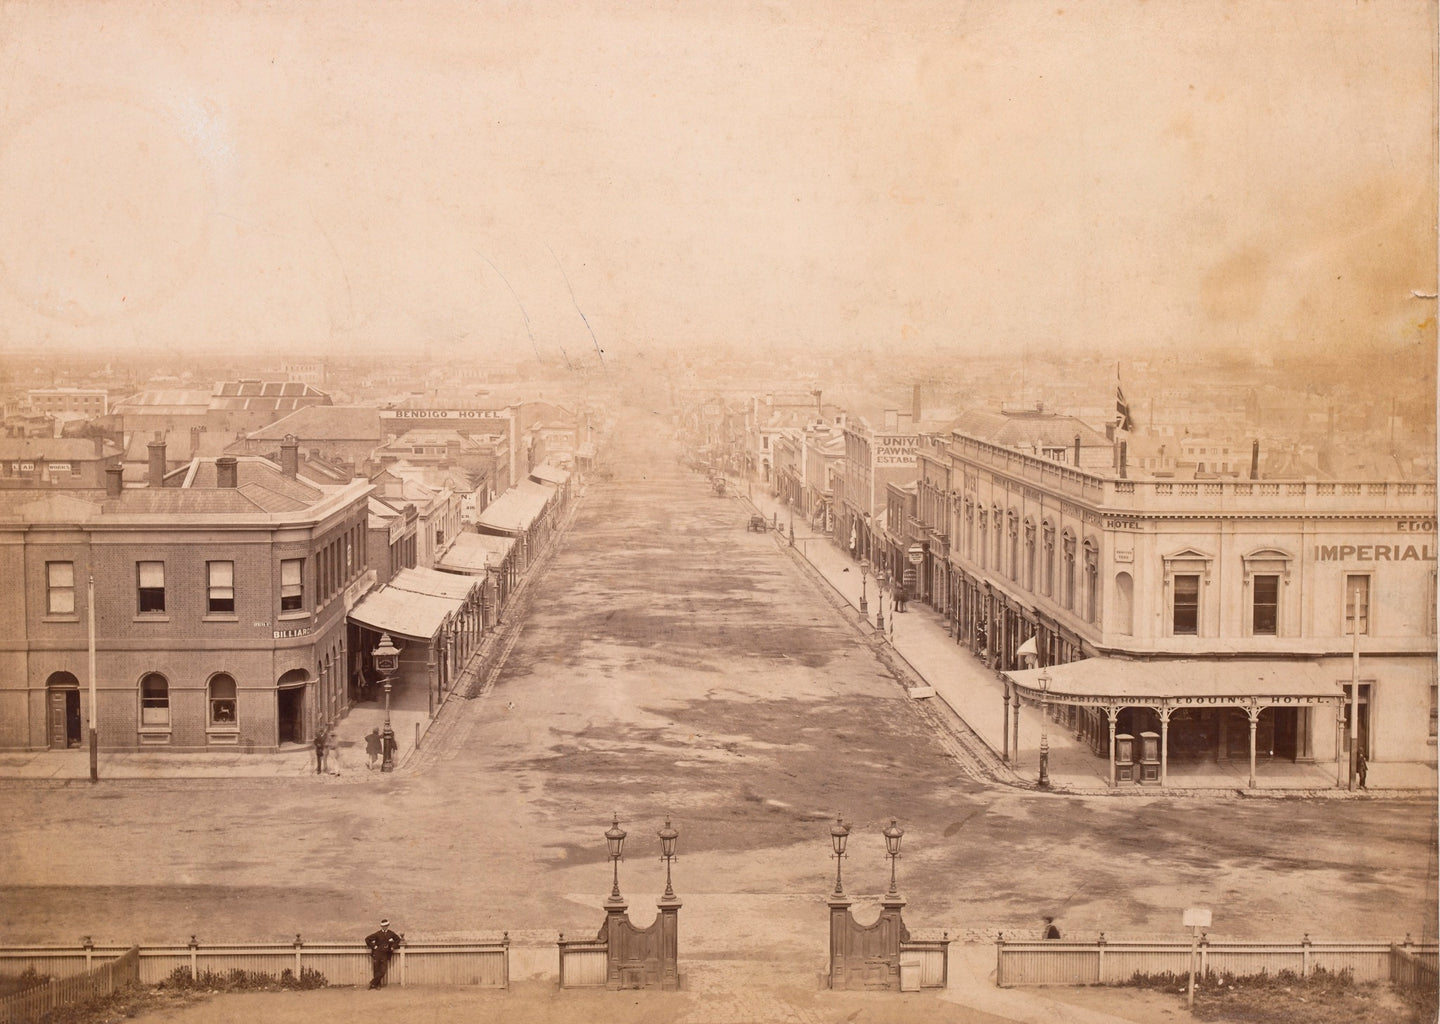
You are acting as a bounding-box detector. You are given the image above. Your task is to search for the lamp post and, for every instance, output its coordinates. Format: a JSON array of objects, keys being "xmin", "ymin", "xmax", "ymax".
[
  {"xmin": 882, "ymin": 818, "xmax": 904, "ymax": 898},
  {"xmin": 372, "ymin": 633, "xmax": 401, "ymax": 772},
  {"xmin": 859, "ymin": 559, "xmax": 870, "ymax": 616},
  {"xmin": 657, "ymin": 817, "xmax": 679, "ymax": 900},
  {"xmin": 875, "ymin": 572, "xmax": 886, "ymax": 633},
  {"xmin": 605, "ymin": 814, "xmax": 627, "ymax": 907},
  {"xmin": 829, "ymin": 817, "xmax": 851, "ymax": 896},
  {"xmin": 1038, "ymin": 671, "xmax": 1051, "ymax": 790},
  {"xmin": 787, "ymin": 497, "xmax": 795, "ymax": 546}
]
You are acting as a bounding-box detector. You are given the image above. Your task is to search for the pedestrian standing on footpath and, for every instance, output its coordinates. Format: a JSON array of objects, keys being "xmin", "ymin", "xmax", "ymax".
[
  {"xmin": 366, "ymin": 728, "xmax": 383, "ymax": 770},
  {"xmin": 365, "ymin": 918, "xmax": 402, "ymax": 989},
  {"xmin": 326, "ymin": 729, "xmax": 342, "ymax": 775},
  {"xmin": 313, "ymin": 727, "xmax": 326, "ymax": 775},
  {"xmin": 1043, "ymin": 916, "xmax": 1061, "ymax": 939},
  {"xmin": 1357, "ymin": 749, "xmax": 1368, "ymax": 790}
]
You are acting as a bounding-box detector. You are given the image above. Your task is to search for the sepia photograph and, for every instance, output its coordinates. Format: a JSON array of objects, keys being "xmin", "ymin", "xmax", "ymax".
[{"xmin": 0, "ymin": 2, "xmax": 1435, "ymax": 1022}]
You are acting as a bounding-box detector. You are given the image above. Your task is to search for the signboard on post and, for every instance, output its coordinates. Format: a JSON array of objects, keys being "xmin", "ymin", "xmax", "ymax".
[{"xmin": 1183, "ymin": 908, "xmax": 1212, "ymax": 929}]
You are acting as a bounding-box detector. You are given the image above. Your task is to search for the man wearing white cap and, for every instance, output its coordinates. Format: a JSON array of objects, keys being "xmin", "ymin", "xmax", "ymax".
[{"xmin": 365, "ymin": 918, "xmax": 402, "ymax": 989}]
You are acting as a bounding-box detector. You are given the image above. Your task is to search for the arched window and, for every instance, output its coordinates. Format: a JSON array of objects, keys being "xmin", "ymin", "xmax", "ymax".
[
  {"xmin": 1042, "ymin": 521, "xmax": 1056, "ymax": 597},
  {"xmin": 1006, "ymin": 510, "xmax": 1019, "ymax": 580},
  {"xmin": 209, "ymin": 674, "xmax": 237, "ymax": 725},
  {"xmin": 140, "ymin": 673, "xmax": 169, "ymax": 726},
  {"xmin": 1024, "ymin": 518, "xmax": 1037, "ymax": 592},
  {"xmin": 977, "ymin": 509, "xmax": 988, "ymax": 569},
  {"xmin": 1062, "ymin": 530, "xmax": 1077, "ymax": 610},
  {"xmin": 1083, "ymin": 538, "xmax": 1099, "ymax": 622},
  {"xmin": 964, "ymin": 499, "xmax": 975, "ymax": 558},
  {"xmin": 992, "ymin": 505, "xmax": 1004, "ymax": 570}
]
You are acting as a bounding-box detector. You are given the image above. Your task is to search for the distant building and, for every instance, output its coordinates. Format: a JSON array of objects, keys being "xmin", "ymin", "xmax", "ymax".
[
  {"xmin": 0, "ymin": 437, "xmax": 123, "ymax": 490},
  {"xmin": 27, "ymin": 388, "xmax": 109, "ymax": 418}
]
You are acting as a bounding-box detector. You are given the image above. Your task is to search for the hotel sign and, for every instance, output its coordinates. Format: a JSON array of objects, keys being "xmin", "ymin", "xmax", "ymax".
[
  {"xmin": 1315, "ymin": 544, "xmax": 1434, "ymax": 562},
  {"xmin": 380, "ymin": 409, "xmax": 510, "ymax": 420}
]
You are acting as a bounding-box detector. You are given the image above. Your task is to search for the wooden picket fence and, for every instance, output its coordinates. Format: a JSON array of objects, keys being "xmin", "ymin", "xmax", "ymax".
[
  {"xmin": 0, "ymin": 936, "xmax": 509, "ymax": 1021},
  {"xmin": 996, "ymin": 934, "xmax": 1439, "ymax": 988},
  {"xmin": 0, "ymin": 946, "xmax": 138, "ymax": 1023}
]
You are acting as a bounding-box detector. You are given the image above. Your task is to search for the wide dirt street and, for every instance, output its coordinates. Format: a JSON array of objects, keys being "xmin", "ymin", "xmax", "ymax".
[{"xmin": 2, "ymin": 402, "xmax": 1435, "ymax": 986}]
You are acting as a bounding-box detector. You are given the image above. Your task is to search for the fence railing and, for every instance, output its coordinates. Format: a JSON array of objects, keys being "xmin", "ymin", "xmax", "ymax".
[
  {"xmin": 0, "ymin": 946, "xmax": 138, "ymax": 1024},
  {"xmin": 1391, "ymin": 944, "xmax": 1440, "ymax": 993},
  {"xmin": 556, "ymin": 935, "xmax": 609, "ymax": 989},
  {"xmin": 899, "ymin": 938, "xmax": 949, "ymax": 989},
  {"xmin": 996, "ymin": 935, "xmax": 1439, "ymax": 988},
  {"xmin": 0, "ymin": 937, "xmax": 508, "ymax": 996}
]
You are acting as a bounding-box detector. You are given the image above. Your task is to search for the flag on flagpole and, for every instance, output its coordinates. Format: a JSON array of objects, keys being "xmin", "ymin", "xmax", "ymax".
[{"xmin": 1115, "ymin": 365, "xmax": 1134, "ymax": 432}]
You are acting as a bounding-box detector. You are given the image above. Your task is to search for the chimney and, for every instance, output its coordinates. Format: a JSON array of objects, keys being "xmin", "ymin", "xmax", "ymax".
[
  {"xmin": 280, "ymin": 434, "xmax": 299, "ymax": 478},
  {"xmin": 216, "ymin": 456, "xmax": 239, "ymax": 488},
  {"xmin": 147, "ymin": 433, "xmax": 166, "ymax": 487},
  {"xmin": 912, "ymin": 383, "xmax": 922, "ymax": 424},
  {"xmin": 92, "ymin": 435, "xmax": 106, "ymax": 457},
  {"xmin": 1250, "ymin": 440, "xmax": 1260, "ymax": 480},
  {"xmin": 883, "ymin": 408, "xmax": 899, "ymax": 431},
  {"xmin": 104, "ymin": 465, "xmax": 123, "ymax": 498},
  {"xmin": 1119, "ymin": 440, "xmax": 1128, "ymax": 479},
  {"xmin": 1073, "ymin": 434, "xmax": 1081, "ymax": 466}
]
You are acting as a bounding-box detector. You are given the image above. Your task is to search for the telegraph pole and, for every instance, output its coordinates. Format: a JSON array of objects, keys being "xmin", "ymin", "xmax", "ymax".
[{"xmin": 88, "ymin": 574, "xmax": 98, "ymax": 782}]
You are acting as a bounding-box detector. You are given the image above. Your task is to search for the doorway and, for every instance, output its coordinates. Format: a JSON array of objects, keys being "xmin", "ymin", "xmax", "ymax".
[
  {"xmin": 47, "ymin": 681, "xmax": 81, "ymax": 749},
  {"xmin": 277, "ymin": 686, "xmax": 306, "ymax": 745}
]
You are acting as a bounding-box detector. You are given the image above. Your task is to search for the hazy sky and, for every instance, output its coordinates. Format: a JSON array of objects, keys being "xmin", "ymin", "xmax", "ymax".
[{"xmin": 0, "ymin": 0, "xmax": 1434, "ymax": 364}]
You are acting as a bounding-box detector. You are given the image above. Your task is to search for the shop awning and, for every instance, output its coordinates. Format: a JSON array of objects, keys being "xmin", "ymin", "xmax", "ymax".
[
  {"xmin": 434, "ymin": 531, "xmax": 515, "ymax": 574},
  {"xmin": 1005, "ymin": 659, "xmax": 1349, "ymax": 707},
  {"xmin": 388, "ymin": 566, "xmax": 479, "ymax": 602},
  {"xmin": 475, "ymin": 479, "xmax": 557, "ymax": 534},
  {"xmin": 348, "ymin": 585, "xmax": 461, "ymax": 642}
]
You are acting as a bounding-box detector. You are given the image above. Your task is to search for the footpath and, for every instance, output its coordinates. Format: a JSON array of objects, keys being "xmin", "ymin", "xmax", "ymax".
[{"xmin": 738, "ymin": 481, "xmax": 1438, "ymax": 798}]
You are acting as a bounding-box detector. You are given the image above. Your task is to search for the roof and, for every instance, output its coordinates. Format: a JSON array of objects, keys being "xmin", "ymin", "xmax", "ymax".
[
  {"xmin": 434, "ymin": 531, "xmax": 515, "ymax": 574},
  {"xmin": 950, "ymin": 409, "xmax": 1111, "ymax": 450},
  {"xmin": 1005, "ymin": 659, "xmax": 1349, "ymax": 705},
  {"xmin": 0, "ymin": 438, "xmax": 114, "ymax": 461},
  {"xmin": 528, "ymin": 464, "xmax": 570, "ymax": 486},
  {"xmin": 243, "ymin": 406, "xmax": 385, "ymax": 442},
  {"xmin": 389, "ymin": 566, "xmax": 479, "ymax": 602},
  {"xmin": 112, "ymin": 389, "xmax": 212, "ymax": 412},
  {"xmin": 347, "ymin": 585, "xmax": 460, "ymax": 642},
  {"xmin": 475, "ymin": 479, "xmax": 556, "ymax": 533}
]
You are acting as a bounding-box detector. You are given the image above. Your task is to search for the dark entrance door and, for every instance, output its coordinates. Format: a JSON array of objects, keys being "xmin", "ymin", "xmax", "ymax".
[
  {"xmin": 48, "ymin": 687, "xmax": 81, "ymax": 748},
  {"xmin": 277, "ymin": 686, "xmax": 306, "ymax": 745}
]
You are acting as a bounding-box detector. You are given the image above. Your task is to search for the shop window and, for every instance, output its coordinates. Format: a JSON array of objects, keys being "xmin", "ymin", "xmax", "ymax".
[
  {"xmin": 1344, "ymin": 575, "xmax": 1370, "ymax": 635},
  {"xmin": 1173, "ymin": 574, "xmax": 1200, "ymax": 635},
  {"xmin": 47, "ymin": 561, "xmax": 75, "ymax": 615},
  {"xmin": 209, "ymin": 674, "xmax": 237, "ymax": 725},
  {"xmin": 281, "ymin": 558, "xmax": 305, "ymax": 611},
  {"xmin": 137, "ymin": 561, "xmax": 166, "ymax": 613},
  {"xmin": 140, "ymin": 672, "xmax": 169, "ymax": 726},
  {"xmin": 207, "ymin": 561, "xmax": 235, "ymax": 614},
  {"xmin": 1252, "ymin": 574, "xmax": 1279, "ymax": 635}
]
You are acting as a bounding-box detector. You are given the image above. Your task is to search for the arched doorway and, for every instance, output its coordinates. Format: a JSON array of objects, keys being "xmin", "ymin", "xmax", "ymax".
[
  {"xmin": 46, "ymin": 672, "xmax": 82, "ymax": 749},
  {"xmin": 276, "ymin": 669, "xmax": 310, "ymax": 746}
]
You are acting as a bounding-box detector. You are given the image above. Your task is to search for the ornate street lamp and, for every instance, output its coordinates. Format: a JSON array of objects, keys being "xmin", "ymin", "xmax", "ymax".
[
  {"xmin": 875, "ymin": 572, "xmax": 886, "ymax": 633},
  {"xmin": 882, "ymin": 818, "xmax": 904, "ymax": 897},
  {"xmin": 859, "ymin": 558, "xmax": 870, "ymax": 616},
  {"xmin": 371, "ymin": 633, "xmax": 401, "ymax": 772},
  {"xmin": 604, "ymin": 814, "xmax": 627, "ymax": 906},
  {"xmin": 657, "ymin": 816, "xmax": 679, "ymax": 900},
  {"xmin": 829, "ymin": 817, "xmax": 851, "ymax": 896},
  {"xmin": 1038, "ymin": 671, "xmax": 1052, "ymax": 790}
]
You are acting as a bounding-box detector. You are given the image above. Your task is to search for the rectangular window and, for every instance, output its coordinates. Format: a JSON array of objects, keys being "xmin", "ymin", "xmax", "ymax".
[
  {"xmin": 1173, "ymin": 574, "xmax": 1200, "ymax": 635},
  {"xmin": 1252, "ymin": 574, "xmax": 1279, "ymax": 635},
  {"xmin": 46, "ymin": 561, "xmax": 75, "ymax": 614},
  {"xmin": 1344, "ymin": 575, "xmax": 1370, "ymax": 635},
  {"xmin": 207, "ymin": 561, "xmax": 235, "ymax": 614},
  {"xmin": 280, "ymin": 558, "xmax": 304, "ymax": 611},
  {"xmin": 137, "ymin": 561, "xmax": 165, "ymax": 613}
]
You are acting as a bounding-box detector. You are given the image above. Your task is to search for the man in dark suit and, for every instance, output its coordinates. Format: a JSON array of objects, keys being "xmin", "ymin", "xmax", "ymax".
[{"xmin": 365, "ymin": 918, "xmax": 402, "ymax": 989}]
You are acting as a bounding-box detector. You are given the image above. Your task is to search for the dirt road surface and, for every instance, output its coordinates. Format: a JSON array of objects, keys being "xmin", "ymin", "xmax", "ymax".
[{"xmin": 2, "ymin": 406, "xmax": 1435, "ymax": 995}]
